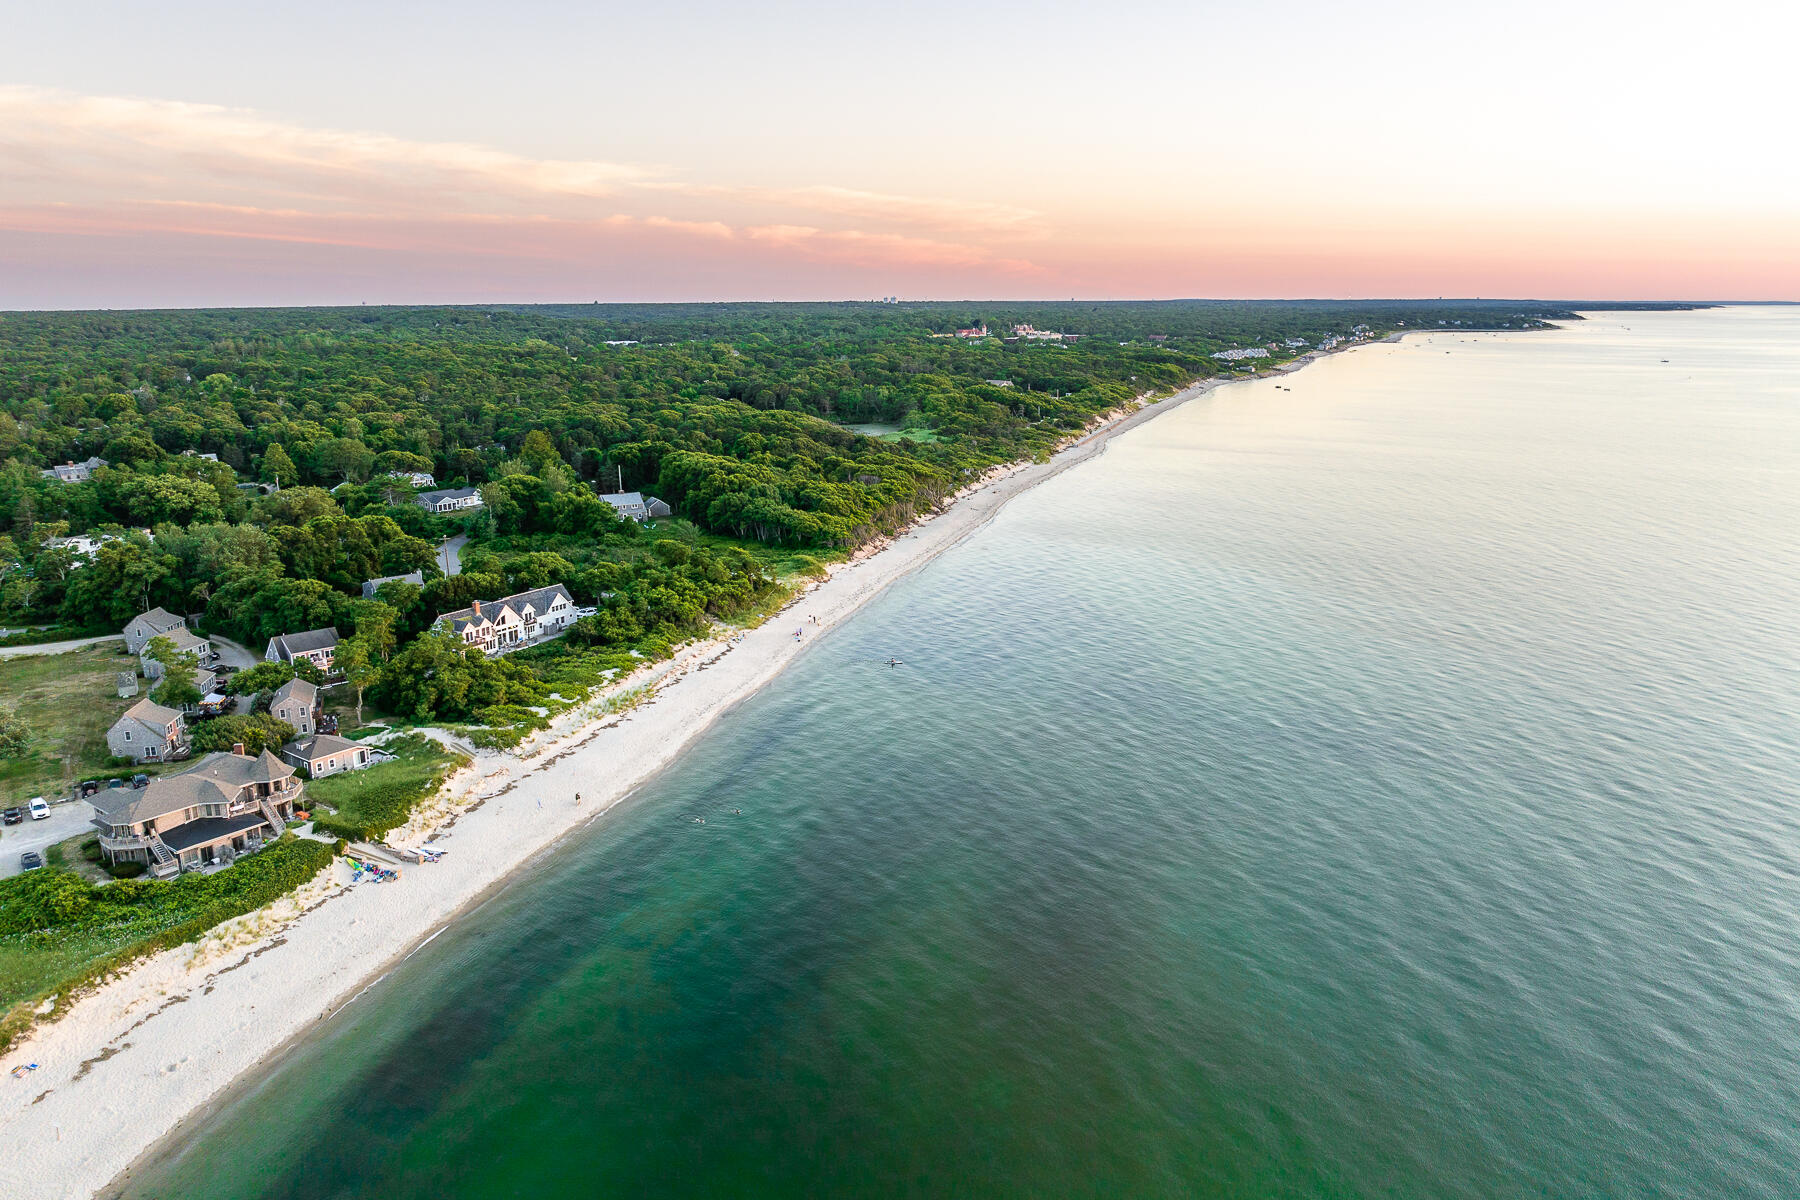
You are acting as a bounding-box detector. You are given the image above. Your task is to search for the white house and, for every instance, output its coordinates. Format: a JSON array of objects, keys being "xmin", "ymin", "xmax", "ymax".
[
  {"xmin": 40, "ymin": 456, "xmax": 107, "ymax": 483},
  {"xmin": 416, "ymin": 486, "xmax": 484, "ymax": 514},
  {"xmin": 405, "ymin": 472, "xmax": 437, "ymax": 488},
  {"xmin": 435, "ymin": 584, "xmax": 578, "ymax": 655}
]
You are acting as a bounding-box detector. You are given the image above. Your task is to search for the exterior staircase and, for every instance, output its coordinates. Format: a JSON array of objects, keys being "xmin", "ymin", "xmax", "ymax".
[
  {"xmin": 258, "ymin": 798, "xmax": 288, "ymax": 840},
  {"xmin": 146, "ymin": 833, "xmax": 178, "ymax": 876}
]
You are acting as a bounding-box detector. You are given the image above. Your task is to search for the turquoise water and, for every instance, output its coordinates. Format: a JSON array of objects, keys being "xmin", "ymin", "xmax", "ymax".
[{"xmin": 122, "ymin": 308, "xmax": 1800, "ymax": 1198}]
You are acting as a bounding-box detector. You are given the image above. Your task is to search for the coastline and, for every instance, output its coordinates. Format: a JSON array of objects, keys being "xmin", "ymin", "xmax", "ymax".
[{"xmin": 0, "ymin": 353, "xmax": 1333, "ymax": 1200}]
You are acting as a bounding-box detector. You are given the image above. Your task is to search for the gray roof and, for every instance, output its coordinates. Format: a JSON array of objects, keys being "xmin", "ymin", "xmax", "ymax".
[
  {"xmin": 160, "ymin": 812, "xmax": 269, "ymax": 853},
  {"xmin": 417, "ymin": 486, "xmax": 481, "ymax": 505},
  {"xmin": 114, "ymin": 698, "xmax": 182, "ymax": 731},
  {"xmin": 132, "ymin": 607, "xmax": 186, "ymax": 634},
  {"xmin": 145, "ymin": 625, "xmax": 209, "ymax": 655},
  {"xmin": 438, "ymin": 584, "xmax": 573, "ymax": 633},
  {"xmin": 269, "ymin": 627, "xmax": 339, "ymax": 657},
  {"xmin": 92, "ymin": 750, "xmax": 294, "ymax": 826},
  {"xmin": 271, "ymin": 677, "xmax": 317, "ymax": 709},
  {"xmin": 284, "ymin": 733, "xmax": 362, "ymax": 761},
  {"xmin": 362, "ymin": 570, "xmax": 424, "ymax": 598}
]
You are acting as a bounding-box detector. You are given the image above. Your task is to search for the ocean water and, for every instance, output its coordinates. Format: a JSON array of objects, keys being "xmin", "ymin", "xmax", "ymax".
[{"xmin": 122, "ymin": 308, "xmax": 1800, "ymax": 1199}]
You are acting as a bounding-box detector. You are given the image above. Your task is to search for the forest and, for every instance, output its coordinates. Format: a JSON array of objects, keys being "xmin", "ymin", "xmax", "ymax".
[{"xmin": 0, "ymin": 299, "xmax": 1574, "ymax": 724}]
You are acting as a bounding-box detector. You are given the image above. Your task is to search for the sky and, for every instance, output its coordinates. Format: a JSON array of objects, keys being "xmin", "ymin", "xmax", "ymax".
[{"xmin": 1, "ymin": 0, "xmax": 1795, "ymax": 308}]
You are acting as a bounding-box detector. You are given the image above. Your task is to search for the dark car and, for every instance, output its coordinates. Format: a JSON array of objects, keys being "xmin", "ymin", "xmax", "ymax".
[
  {"xmin": 19, "ymin": 851, "xmax": 43, "ymax": 871},
  {"xmin": 1, "ymin": 808, "xmax": 23, "ymax": 826}
]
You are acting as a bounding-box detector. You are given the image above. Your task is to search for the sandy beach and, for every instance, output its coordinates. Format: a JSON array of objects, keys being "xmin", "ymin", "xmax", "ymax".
[{"xmin": 0, "ymin": 371, "xmax": 1240, "ymax": 1200}]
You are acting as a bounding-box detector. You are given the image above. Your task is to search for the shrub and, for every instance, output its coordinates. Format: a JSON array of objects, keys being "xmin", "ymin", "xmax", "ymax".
[{"xmin": 791, "ymin": 554, "xmax": 828, "ymax": 579}]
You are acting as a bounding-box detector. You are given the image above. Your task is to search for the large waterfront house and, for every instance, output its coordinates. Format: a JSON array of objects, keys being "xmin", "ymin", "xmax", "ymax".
[
  {"xmin": 599, "ymin": 492, "xmax": 673, "ymax": 522},
  {"xmin": 282, "ymin": 733, "xmax": 371, "ymax": 779},
  {"xmin": 270, "ymin": 677, "xmax": 320, "ymax": 736},
  {"xmin": 436, "ymin": 583, "xmax": 578, "ymax": 655},
  {"xmin": 106, "ymin": 698, "xmax": 189, "ymax": 764},
  {"xmin": 415, "ymin": 486, "xmax": 484, "ymax": 514},
  {"xmin": 140, "ymin": 625, "xmax": 217, "ymax": 680},
  {"xmin": 123, "ymin": 607, "xmax": 187, "ymax": 655},
  {"xmin": 40, "ymin": 456, "xmax": 107, "ymax": 483},
  {"xmin": 91, "ymin": 749, "xmax": 301, "ymax": 877},
  {"xmin": 362, "ymin": 569, "xmax": 425, "ymax": 599},
  {"xmin": 266, "ymin": 627, "xmax": 340, "ymax": 672}
]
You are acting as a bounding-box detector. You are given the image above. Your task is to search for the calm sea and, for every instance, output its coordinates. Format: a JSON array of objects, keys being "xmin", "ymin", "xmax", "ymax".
[{"xmin": 122, "ymin": 308, "xmax": 1800, "ymax": 1199}]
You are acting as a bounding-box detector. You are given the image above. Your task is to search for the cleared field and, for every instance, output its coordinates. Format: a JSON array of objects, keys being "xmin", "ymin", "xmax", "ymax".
[{"xmin": 0, "ymin": 643, "xmax": 144, "ymax": 804}]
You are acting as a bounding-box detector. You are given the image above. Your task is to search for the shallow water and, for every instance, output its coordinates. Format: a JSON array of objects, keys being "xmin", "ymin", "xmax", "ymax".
[{"xmin": 124, "ymin": 308, "xmax": 1800, "ymax": 1199}]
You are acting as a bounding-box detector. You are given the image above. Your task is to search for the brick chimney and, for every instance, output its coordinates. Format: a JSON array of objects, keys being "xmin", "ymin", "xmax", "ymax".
[{"xmin": 232, "ymin": 742, "xmax": 247, "ymax": 756}]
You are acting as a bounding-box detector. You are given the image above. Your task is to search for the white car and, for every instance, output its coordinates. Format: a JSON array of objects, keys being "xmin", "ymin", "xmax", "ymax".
[{"xmin": 28, "ymin": 797, "xmax": 49, "ymax": 820}]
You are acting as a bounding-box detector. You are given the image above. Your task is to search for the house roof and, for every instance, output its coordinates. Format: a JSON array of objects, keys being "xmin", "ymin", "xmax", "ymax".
[
  {"xmin": 438, "ymin": 584, "xmax": 572, "ymax": 632},
  {"xmin": 159, "ymin": 812, "xmax": 270, "ymax": 853},
  {"xmin": 285, "ymin": 733, "xmax": 362, "ymax": 761},
  {"xmin": 92, "ymin": 750, "xmax": 294, "ymax": 826},
  {"xmin": 417, "ymin": 486, "xmax": 481, "ymax": 505},
  {"xmin": 132, "ymin": 607, "xmax": 186, "ymax": 634},
  {"xmin": 600, "ymin": 491, "xmax": 648, "ymax": 510},
  {"xmin": 363, "ymin": 570, "xmax": 424, "ymax": 598},
  {"xmin": 269, "ymin": 627, "xmax": 339, "ymax": 657},
  {"xmin": 271, "ymin": 678, "xmax": 318, "ymax": 709},
  {"xmin": 145, "ymin": 625, "xmax": 209, "ymax": 655},
  {"xmin": 115, "ymin": 698, "xmax": 182, "ymax": 730}
]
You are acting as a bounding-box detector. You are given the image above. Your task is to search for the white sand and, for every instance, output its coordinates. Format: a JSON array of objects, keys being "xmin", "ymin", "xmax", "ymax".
[{"xmin": 0, "ymin": 376, "xmax": 1235, "ymax": 1200}]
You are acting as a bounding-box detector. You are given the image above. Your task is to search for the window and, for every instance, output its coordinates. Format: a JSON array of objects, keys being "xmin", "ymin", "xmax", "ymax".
[{"xmin": 124, "ymin": 730, "xmax": 131, "ymax": 741}]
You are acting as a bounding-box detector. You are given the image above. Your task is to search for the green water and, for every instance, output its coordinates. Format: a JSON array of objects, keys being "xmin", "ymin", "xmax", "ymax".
[{"xmin": 123, "ymin": 308, "xmax": 1800, "ymax": 1198}]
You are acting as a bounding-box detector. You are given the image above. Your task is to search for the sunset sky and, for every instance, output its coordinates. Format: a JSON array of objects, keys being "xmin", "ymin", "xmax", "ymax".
[{"xmin": 3, "ymin": 0, "xmax": 1795, "ymax": 308}]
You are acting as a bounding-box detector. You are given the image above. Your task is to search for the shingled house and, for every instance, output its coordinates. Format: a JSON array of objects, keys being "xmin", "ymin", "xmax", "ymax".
[
  {"xmin": 90, "ymin": 747, "xmax": 300, "ymax": 876},
  {"xmin": 123, "ymin": 606, "xmax": 187, "ymax": 655},
  {"xmin": 435, "ymin": 583, "xmax": 578, "ymax": 655},
  {"xmin": 266, "ymin": 627, "xmax": 340, "ymax": 672},
  {"xmin": 106, "ymin": 698, "xmax": 189, "ymax": 764},
  {"xmin": 270, "ymin": 677, "xmax": 320, "ymax": 736}
]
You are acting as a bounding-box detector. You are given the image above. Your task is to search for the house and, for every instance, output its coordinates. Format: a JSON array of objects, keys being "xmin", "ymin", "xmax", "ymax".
[
  {"xmin": 39, "ymin": 456, "xmax": 107, "ymax": 483},
  {"xmin": 599, "ymin": 492, "xmax": 673, "ymax": 522},
  {"xmin": 416, "ymin": 486, "xmax": 484, "ymax": 514},
  {"xmin": 405, "ymin": 471, "xmax": 437, "ymax": 488},
  {"xmin": 90, "ymin": 748, "xmax": 301, "ymax": 877},
  {"xmin": 266, "ymin": 627, "xmax": 340, "ymax": 672},
  {"xmin": 270, "ymin": 678, "xmax": 320, "ymax": 736},
  {"xmin": 436, "ymin": 583, "xmax": 578, "ymax": 655},
  {"xmin": 107, "ymin": 698, "xmax": 189, "ymax": 764},
  {"xmin": 282, "ymin": 734, "xmax": 371, "ymax": 779},
  {"xmin": 140, "ymin": 625, "xmax": 216, "ymax": 680},
  {"xmin": 123, "ymin": 607, "xmax": 188, "ymax": 655},
  {"xmin": 955, "ymin": 326, "xmax": 988, "ymax": 339},
  {"xmin": 180, "ymin": 450, "xmax": 220, "ymax": 463},
  {"xmin": 363, "ymin": 570, "xmax": 425, "ymax": 599}
]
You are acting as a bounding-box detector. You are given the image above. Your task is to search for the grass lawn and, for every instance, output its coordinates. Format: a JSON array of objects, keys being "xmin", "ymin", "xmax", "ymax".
[
  {"xmin": 0, "ymin": 643, "xmax": 147, "ymax": 804},
  {"xmin": 306, "ymin": 734, "xmax": 465, "ymax": 842}
]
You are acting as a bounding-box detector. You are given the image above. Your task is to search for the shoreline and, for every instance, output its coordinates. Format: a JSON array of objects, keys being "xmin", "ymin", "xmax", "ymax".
[{"xmin": 0, "ymin": 349, "xmax": 1350, "ymax": 1200}]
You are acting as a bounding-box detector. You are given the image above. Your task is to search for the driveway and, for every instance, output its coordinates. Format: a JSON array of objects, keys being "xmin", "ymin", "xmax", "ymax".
[
  {"xmin": 209, "ymin": 635, "xmax": 262, "ymax": 671},
  {"xmin": 0, "ymin": 634, "xmax": 123, "ymax": 660},
  {"xmin": 0, "ymin": 798, "xmax": 95, "ymax": 877},
  {"xmin": 437, "ymin": 534, "xmax": 467, "ymax": 577}
]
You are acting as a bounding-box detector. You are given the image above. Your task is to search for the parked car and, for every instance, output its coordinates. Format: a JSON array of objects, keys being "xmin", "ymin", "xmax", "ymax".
[
  {"xmin": 2, "ymin": 807, "xmax": 23, "ymax": 826},
  {"xmin": 19, "ymin": 851, "xmax": 43, "ymax": 871},
  {"xmin": 132, "ymin": 774, "xmax": 150, "ymax": 789},
  {"xmin": 28, "ymin": 797, "xmax": 49, "ymax": 820}
]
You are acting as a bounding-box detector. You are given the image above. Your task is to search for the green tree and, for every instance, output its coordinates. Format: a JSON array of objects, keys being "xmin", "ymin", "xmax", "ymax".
[
  {"xmin": 335, "ymin": 635, "xmax": 379, "ymax": 725},
  {"xmin": 260, "ymin": 443, "xmax": 297, "ymax": 487},
  {"xmin": 145, "ymin": 634, "xmax": 202, "ymax": 710},
  {"xmin": 190, "ymin": 713, "xmax": 295, "ymax": 756}
]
